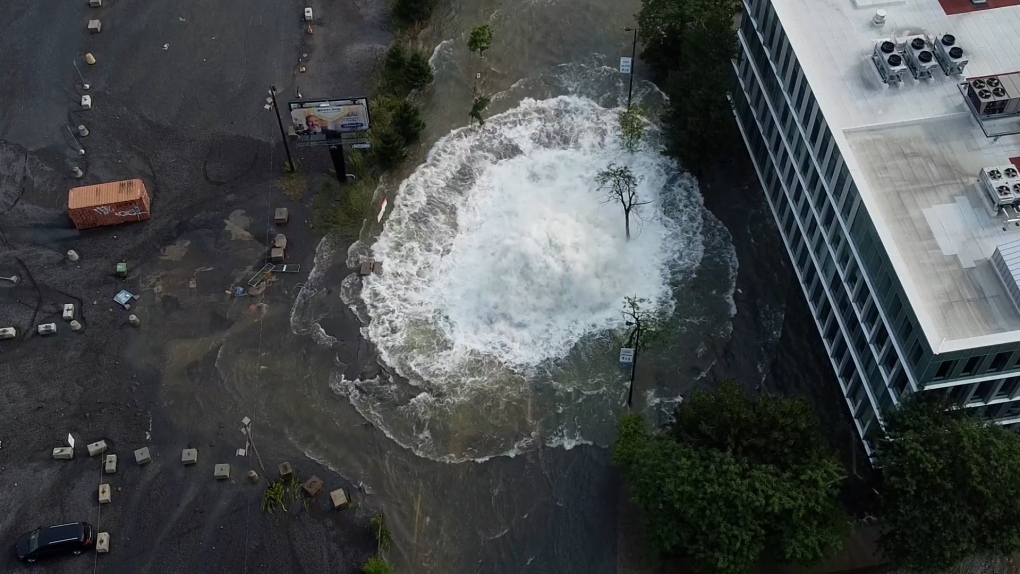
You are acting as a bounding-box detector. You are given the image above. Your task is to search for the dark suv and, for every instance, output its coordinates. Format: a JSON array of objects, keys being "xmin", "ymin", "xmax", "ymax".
[{"xmin": 14, "ymin": 522, "xmax": 94, "ymax": 563}]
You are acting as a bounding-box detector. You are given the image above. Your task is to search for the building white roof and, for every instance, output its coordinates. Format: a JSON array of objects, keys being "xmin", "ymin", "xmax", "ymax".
[{"xmin": 772, "ymin": 0, "xmax": 1020, "ymax": 352}]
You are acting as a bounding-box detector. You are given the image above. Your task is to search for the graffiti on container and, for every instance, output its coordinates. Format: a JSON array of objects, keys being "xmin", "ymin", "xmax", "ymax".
[
  {"xmin": 115, "ymin": 207, "xmax": 143, "ymax": 217},
  {"xmin": 93, "ymin": 205, "xmax": 114, "ymax": 215}
]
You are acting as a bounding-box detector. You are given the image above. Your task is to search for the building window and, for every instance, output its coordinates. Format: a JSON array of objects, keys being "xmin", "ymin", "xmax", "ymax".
[
  {"xmin": 909, "ymin": 341, "xmax": 923, "ymax": 368},
  {"xmin": 934, "ymin": 360, "xmax": 955, "ymax": 380},
  {"xmin": 990, "ymin": 352, "xmax": 1011, "ymax": 372},
  {"xmin": 962, "ymin": 355, "xmax": 982, "ymax": 376}
]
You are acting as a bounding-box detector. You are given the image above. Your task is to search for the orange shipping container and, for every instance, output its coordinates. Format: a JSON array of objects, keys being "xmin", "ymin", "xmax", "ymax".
[{"xmin": 67, "ymin": 179, "xmax": 151, "ymax": 230}]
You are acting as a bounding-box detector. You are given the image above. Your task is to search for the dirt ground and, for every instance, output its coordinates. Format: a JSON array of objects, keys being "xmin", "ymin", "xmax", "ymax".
[{"xmin": 0, "ymin": 0, "xmax": 391, "ymax": 572}]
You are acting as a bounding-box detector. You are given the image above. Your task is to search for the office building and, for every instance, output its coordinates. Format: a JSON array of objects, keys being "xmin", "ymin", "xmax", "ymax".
[{"xmin": 730, "ymin": 0, "xmax": 1020, "ymax": 454}]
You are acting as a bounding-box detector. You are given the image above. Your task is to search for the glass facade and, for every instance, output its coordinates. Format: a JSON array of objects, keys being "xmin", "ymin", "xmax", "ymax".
[{"xmin": 730, "ymin": 0, "xmax": 1020, "ymax": 453}]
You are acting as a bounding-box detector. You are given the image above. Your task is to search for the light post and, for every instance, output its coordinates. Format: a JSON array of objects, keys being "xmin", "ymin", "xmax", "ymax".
[
  {"xmin": 624, "ymin": 27, "xmax": 639, "ymax": 111},
  {"xmin": 269, "ymin": 85, "xmax": 296, "ymax": 173},
  {"xmin": 624, "ymin": 319, "xmax": 642, "ymax": 407}
]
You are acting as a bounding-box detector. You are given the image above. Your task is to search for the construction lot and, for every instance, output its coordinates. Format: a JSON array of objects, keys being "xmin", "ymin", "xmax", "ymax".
[{"xmin": 0, "ymin": 0, "xmax": 390, "ymax": 571}]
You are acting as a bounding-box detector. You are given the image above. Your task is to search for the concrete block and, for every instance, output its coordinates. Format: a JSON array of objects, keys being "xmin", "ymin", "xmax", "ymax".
[
  {"xmin": 37, "ymin": 323, "xmax": 57, "ymax": 336},
  {"xmin": 181, "ymin": 448, "xmax": 198, "ymax": 465},
  {"xmin": 214, "ymin": 464, "xmax": 231, "ymax": 480},
  {"xmin": 53, "ymin": 447, "xmax": 74, "ymax": 460},
  {"xmin": 67, "ymin": 250, "xmax": 80, "ymax": 262},
  {"xmin": 134, "ymin": 447, "xmax": 151, "ymax": 465},
  {"xmin": 359, "ymin": 259, "xmax": 374, "ymax": 275},
  {"xmin": 81, "ymin": 95, "xmax": 92, "ymax": 110},
  {"xmin": 279, "ymin": 461, "xmax": 294, "ymax": 479},
  {"xmin": 87, "ymin": 440, "xmax": 107, "ymax": 457},
  {"xmin": 304, "ymin": 7, "xmax": 314, "ymax": 21},
  {"xmin": 104, "ymin": 454, "xmax": 117, "ymax": 474},
  {"xmin": 247, "ymin": 470, "xmax": 259, "ymax": 484},
  {"xmin": 128, "ymin": 314, "xmax": 140, "ymax": 328},
  {"xmin": 70, "ymin": 320, "xmax": 83, "ymax": 332},
  {"xmin": 330, "ymin": 488, "xmax": 350, "ymax": 510},
  {"xmin": 270, "ymin": 247, "xmax": 285, "ymax": 263},
  {"xmin": 274, "ymin": 208, "xmax": 289, "ymax": 224},
  {"xmin": 63, "ymin": 304, "xmax": 75, "ymax": 321},
  {"xmin": 0, "ymin": 327, "xmax": 16, "ymax": 340},
  {"xmin": 96, "ymin": 532, "xmax": 110, "ymax": 553},
  {"xmin": 88, "ymin": 19, "xmax": 102, "ymax": 33},
  {"xmin": 89, "ymin": 0, "xmax": 102, "ymax": 7},
  {"xmin": 302, "ymin": 475, "xmax": 324, "ymax": 497},
  {"xmin": 274, "ymin": 234, "xmax": 287, "ymax": 249},
  {"xmin": 98, "ymin": 483, "xmax": 111, "ymax": 504},
  {"xmin": 373, "ymin": 261, "xmax": 383, "ymax": 275}
]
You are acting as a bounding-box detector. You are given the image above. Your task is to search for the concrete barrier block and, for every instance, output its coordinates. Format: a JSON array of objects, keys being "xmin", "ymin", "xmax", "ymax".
[
  {"xmin": 274, "ymin": 208, "xmax": 289, "ymax": 224},
  {"xmin": 87, "ymin": 440, "xmax": 107, "ymax": 457},
  {"xmin": 278, "ymin": 461, "xmax": 293, "ymax": 479},
  {"xmin": 63, "ymin": 304, "xmax": 75, "ymax": 321},
  {"xmin": 247, "ymin": 470, "xmax": 259, "ymax": 484},
  {"xmin": 304, "ymin": 7, "xmax": 314, "ymax": 21},
  {"xmin": 0, "ymin": 327, "xmax": 16, "ymax": 340},
  {"xmin": 134, "ymin": 447, "xmax": 151, "ymax": 465},
  {"xmin": 98, "ymin": 483, "xmax": 111, "ymax": 504},
  {"xmin": 330, "ymin": 488, "xmax": 350, "ymax": 510},
  {"xmin": 182, "ymin": 448, "xmax": 198, "ymax": 465},
  {"xmin": 104, "ymin": 454, "xmax": 117, "ymax": 474},
  {"xmin": 52, "ymin": 447, "xmax": 74, "ymax": 460},
  {"xmin": 81, "ymin": 95, "xmax": 92, "ymax": 110},
  {"xmin": 302, "ymin": 475, "xmax": 324, "ymax": 497},
  {"xmin": 96, "ymin": 532, "xmax": 110, "ymax": 553},
  {"xmin": 270, "ymin": 247, "xmax": 285, "ymax": 263},
  {"xmin": 67, "ymin": 250, "xmax": 80, "ymax": 262},
  {"xmin": 89, "ymin": 0, "xmax": 102, "ymax": 7},
  {"xmin": 214, "ymin": 464, "xmax": 231, "ymax": 480},
  {"xmin": 70, "ymin": 320, "xmax": 83, "ymax": 332},
  {"xmin": 88, "ymin": 19, "xmax": 102, "ymax": 33},
  {"xmin": 37, "ymin": 323, "xmax": 57, "ymax": 336}
]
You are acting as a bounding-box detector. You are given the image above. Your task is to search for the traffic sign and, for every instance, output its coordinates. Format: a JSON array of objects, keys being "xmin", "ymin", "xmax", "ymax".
[{"xmin": 620, "ymin": 57, "xmax": 633, "ymax": 74}]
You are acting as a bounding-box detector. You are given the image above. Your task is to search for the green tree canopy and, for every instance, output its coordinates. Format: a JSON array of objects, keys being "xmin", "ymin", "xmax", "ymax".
[
  {"xmin": 614, "ymin": 382, "xmax": 848, "ymax": 574},
  {"xmin": 468, "ymin": 25, "xmax": 493, "ymax": 56},
  {"xmin": 877, "ymin": 397, "xmax": 1020, "ymax": 573}
]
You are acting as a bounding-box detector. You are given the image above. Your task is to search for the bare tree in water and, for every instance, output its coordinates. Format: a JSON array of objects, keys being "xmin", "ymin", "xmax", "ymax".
[{"xmin": 596, "ymin": 163, "xmax": 649, "ymax": 240}]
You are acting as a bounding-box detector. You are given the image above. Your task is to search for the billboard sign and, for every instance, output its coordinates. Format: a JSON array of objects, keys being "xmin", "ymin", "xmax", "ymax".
[{"xmin": 289, "ymin": 97, "xmax": 371, "ymax": 148}]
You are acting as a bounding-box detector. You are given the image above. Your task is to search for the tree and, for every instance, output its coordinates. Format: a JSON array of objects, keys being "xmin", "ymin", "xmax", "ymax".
[
  {"xmin": 469, "ymin": 96, "xmax": 490, "ymax": 126},
  {"xmin": 468, "ymin": 25, "xmax": 493, "ymax": 56},
  {"xmin": 618, "ymin": 107, "xmax": 646, "ymax": 153},
  {"xmin": 596, "ymin": 164, "xmax": 648, "ymax": 240},
  {"xmin": 621, "ymin": 296, "xmax": 666, "ymax": 352},
  {"xmin": 382, "ymin": 44, "xmax": 434, "ymax": 96},
  {"xmin": 638, "ymin": 0, "xmax": 737, "ymax": 175},
  {"xmin": 391, "ymin": 0, "xmax": 437, "ymax": 27},
  {"xmin": 877, "ymin": 396, "xmax": 1020, "ymax": 573},
  {"xmin": 391, "ymin": 100, "xmax": 425, "ymax": 144},
  {"xmin": 614, "ymin": 383, "xmax": 848, "ymax": 574},
  {"xmin": 374, "ymin": 129, "xmax": 407, "ymax": 169},
  {"xmin": 405, "ymin": 52, "xmax": 434, "ymax": 92}
]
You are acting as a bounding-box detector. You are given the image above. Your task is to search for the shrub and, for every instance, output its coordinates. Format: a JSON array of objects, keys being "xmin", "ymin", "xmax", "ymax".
[{"xmin": 362, "ymin": 557, "xmax": 395, "ymax": 574}]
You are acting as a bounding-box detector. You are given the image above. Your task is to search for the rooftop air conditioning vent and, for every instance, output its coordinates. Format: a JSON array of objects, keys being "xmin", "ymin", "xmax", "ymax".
[
  {"xmin": 874, "ymin": 39, "xmax": 908, "ymax": 84},
  {"xmin": 981, "ymin": 166, "xmax": 1020, "ymax": 208},
  {"xmin": 969, "ymin": 77, "xmax": 1010, "ymax": 115},
  {"xmin": 904, "ymin": 35, "xmax": 938, "ymax": 80},
  {"xmin": 935, "ymin": 34, "xmax": 969, "ymax": 76},
  {"xmin": 989, "ymin": 169, "xmax": 1004, "ymax": 180},
  {"xmin": 998, "ymin": 185, "xmax": 1012, "ymax": 197},
  {"xmin": 1014, "ymin": 183, "xmax": 1020, "ymax": 194},
  {"xmin": 1006, "ymin": 167, "xmax": 1019, "ymax": 179}
]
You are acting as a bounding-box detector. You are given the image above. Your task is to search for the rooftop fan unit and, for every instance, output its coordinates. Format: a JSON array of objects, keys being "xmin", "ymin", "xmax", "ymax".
[
  {"xmin": 873, "ymin": 40, "xmax": 908, "ymax": 85},
  {"xmin": 982, "ymin": 166, "xmax": 1020, "ymax": 208},
  {"xmin": 968, "ymin": 77, "xmax": 1009, "ymax": 115},
  {"xmin": 934, "ymin": 34, "xmax": 968, "ymax": 76},
  {"xmin": 904, "ymin": 35, "xmax": 938, "ymax": 80}
]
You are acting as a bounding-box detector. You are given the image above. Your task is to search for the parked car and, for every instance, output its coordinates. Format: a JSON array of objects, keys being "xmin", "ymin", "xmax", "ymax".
[{"xmin": 13, "ymin": 522, "xmax": 94, "ymax": 563}]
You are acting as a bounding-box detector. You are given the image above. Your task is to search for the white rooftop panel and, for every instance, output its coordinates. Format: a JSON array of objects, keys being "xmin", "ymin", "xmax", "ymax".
[{"xmin": 770, "ymin": 0, "xmax": 1020, "ymax": 351}]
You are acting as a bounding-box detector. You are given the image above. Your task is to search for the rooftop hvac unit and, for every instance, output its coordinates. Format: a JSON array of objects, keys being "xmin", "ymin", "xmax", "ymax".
[
  {"xmin": 933, "ymin": 34, "xmax": 968, "ymax": 76},
  {"xmin": 968, "ymin": 77, "xmax": 1010, "ymax": 115},
  {"xmin": 904, "ymin": 35, "xmax": 938, "ymax": 80},
  {"xmin": 873, "ymin": 40, "xmax": 908, "ymax": 85},
  {"xmin": 981, "ymin": 165, "xmax": 1020, "ymax": 208}
]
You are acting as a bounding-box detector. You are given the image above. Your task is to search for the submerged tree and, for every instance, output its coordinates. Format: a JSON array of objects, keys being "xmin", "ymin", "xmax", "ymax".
[
  {"xmin": 469, "ymin": 96, "xmax": 490, "ymax": 126},
  {"xmin": 614, "ymin": 384, "xmax": 848, "ymax": 574},
  {"xmin": 877, "ymin": 396, "xmax": 1020, "ymax": 573},
  {"xmin": 596, "ymin": 164, "xmax": 648, "ymax": 240},
  {"xmin": 618, "ymin": 107, "xmax": 646, "ymax": 153},
  {"xmin": 468, "ymin": 25, "xmax": 493, "ymax": 56}
]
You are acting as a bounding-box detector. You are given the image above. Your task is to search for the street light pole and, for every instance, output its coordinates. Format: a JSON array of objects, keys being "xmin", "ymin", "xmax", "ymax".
[
  {"xmin": 624, "ymin": 27, "xmax": 638, "ymax": 111},
  {"xmin": 625, "ymin": 319, "xmax": 642, "ymax": 408},
  {"xmin": 269, "ymin": 85, "xmax": 296, "ymax": 173}
]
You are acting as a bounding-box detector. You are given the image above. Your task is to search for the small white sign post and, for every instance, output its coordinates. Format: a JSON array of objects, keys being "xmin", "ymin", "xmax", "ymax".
[
  {"xmin": 619, "ymin": 57, "xmax": 633, "ymax": 75},
  {"xmin": 619, "ymin": 347, "xmax": 635, "ymax": 365}
]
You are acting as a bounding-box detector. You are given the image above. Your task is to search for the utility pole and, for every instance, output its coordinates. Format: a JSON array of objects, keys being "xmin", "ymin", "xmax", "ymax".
[
  {"xmin": 269, "ymin": 85, "xmax": 296, "ymax": 173},
  {"xmin": 624, "ymin": 27, "xmax": 638, "ymax": 111},
  {"xmin": 625, "ymin": 319, "xmax": 642, "ymax": 407}
]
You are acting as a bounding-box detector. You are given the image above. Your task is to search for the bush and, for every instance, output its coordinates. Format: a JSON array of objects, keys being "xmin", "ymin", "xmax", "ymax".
[
  {"xmin": 391, "ymin": 100, "xmax": 425, "ymax": 144},
  {"xmin": 374, "ymin": 130, "xmax": 408, "ymax": 170},
  {"xmin": 381, "ymin": 44, "xmax": 434, "ymax": 97},
  {"xmin": 391, "ymin": 0, "xmax": 437, "ymax": 27},
  {"xmin": 362, "ymin": 557, "xmax": 395, "ymax": 574},
  {"xmin": 371, "ymin": 515, "xmax": 393, "ymax": 551}
]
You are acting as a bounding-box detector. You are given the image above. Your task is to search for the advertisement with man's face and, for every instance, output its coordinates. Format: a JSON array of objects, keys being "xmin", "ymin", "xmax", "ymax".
[{"xmin": 288, "ymin": 98, "xmax": 370, "ymax": 146}]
